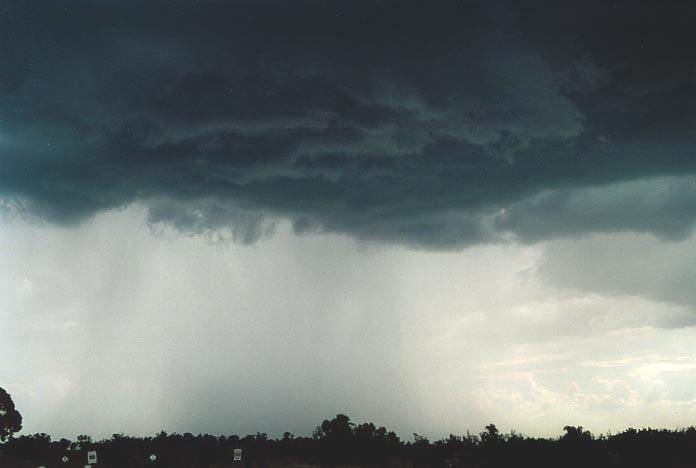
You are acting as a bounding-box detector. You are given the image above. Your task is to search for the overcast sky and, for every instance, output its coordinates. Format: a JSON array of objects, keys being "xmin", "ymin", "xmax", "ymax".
[{"xmin": 2, "ymin": 0, "xmax": 696, "ymax": 440}]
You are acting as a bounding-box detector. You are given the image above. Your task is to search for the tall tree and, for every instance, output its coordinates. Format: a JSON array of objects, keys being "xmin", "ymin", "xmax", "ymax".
[{"xmin": 0, "ymin": 387, "xmax": 22, "ymax": 442}]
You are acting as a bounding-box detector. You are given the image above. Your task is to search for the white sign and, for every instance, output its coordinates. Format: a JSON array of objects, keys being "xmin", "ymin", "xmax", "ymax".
[
  {"xmin": 87, "ymin": 451, "xmax": 98, "ymax": 464},
  {"xmin": 149, "ymin": 454, "xmax": 157, "ymax": 461},
  {"xmin": 234, "ymin": 448, "xmax": 242, "ymax": 461},
  {"xmin": 62, "ymin": 456, "xmax": 69, "ymax": 462},
  {"xmin": 84, "ymin": 466, "xmax": 91, "ymax": 468}
]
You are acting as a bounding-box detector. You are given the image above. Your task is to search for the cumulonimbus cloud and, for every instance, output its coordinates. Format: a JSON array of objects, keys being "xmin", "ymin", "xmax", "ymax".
[{"xmin": 1, "ymin": 0, "xmax": 695, "ymax": 248}]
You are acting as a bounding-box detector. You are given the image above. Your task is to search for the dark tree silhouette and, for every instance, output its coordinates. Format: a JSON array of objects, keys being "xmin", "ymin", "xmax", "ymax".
[
  {"xmin": 561, "ymin": 425, "xmax": 594, "ymax": 443},
  {"xmin": 4, "ymin": 413, "xmax": 696, "ymax": 467},
  {"xmin": 314, "ymin": 413, "xmax": 354, "ymax": 441},
  {"xmin": 0, "ymin": 387, "xmax": 22, "ymax": 442},
  {"xmin": 480, "ymin": 423, "xmax": 501, "ymax": 446}
]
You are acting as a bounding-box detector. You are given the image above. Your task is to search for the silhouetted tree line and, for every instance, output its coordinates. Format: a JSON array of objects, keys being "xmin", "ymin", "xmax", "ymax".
[{"xmin": 4, "ymin": 414, "xmax": 696, "ymax": 467}]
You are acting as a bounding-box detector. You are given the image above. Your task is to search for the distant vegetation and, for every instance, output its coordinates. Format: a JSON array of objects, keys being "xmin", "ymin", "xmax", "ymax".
[
  {"xmin": 2, "ymin": 387, "xmax": 695, "ymax": 467},
  {"xmin": 3, "ymin": 412, "xmax": 696, "ymax": 467}
]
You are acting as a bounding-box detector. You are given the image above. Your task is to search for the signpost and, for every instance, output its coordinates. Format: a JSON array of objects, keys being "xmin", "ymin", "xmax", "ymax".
[
  {"xmin": 234, "ymin": 448, "xmax": 242, "ymax": 461},
  {"xmin": 87, "ymin": 450, "xmax": 98, "ymax": 464}
]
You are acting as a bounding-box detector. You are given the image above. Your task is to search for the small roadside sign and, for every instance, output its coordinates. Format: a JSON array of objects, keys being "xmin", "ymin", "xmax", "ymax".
[
  {"xmin": 234, "ymin": 448, "xmax": 242, "ymax": 461},
  {"xmin": 87, "ymin": 450, "xmax": 98, "ymax": 464}
]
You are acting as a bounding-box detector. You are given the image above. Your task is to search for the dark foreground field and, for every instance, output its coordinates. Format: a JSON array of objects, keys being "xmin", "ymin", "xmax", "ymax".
[{"xmin": 3, "ymin": 414, "xmax": 696, "ymax": 467}]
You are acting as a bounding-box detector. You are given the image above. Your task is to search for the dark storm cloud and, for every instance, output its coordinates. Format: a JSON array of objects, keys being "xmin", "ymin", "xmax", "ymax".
[{"xmin": 1, "ymin": 0, "xmax": 695, "ymax": 247}]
